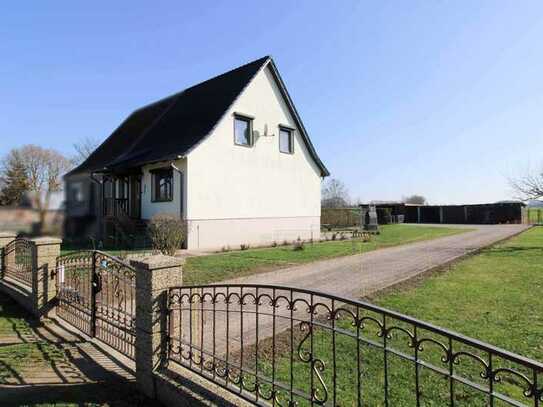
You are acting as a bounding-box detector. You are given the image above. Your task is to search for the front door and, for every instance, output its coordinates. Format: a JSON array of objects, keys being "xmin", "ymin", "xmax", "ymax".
[{"xmin": 129, "ymin": 175, "xmax": 141, "ymax": 219}]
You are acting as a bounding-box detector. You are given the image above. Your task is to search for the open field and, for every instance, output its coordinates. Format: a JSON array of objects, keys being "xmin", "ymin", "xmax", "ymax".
[
  {"xmin": 184, "ymin": 224, "xmax": 468, "ymax": 285},
  {"xmin": 262, "ymin": 226, "xmax": 542, "ymax": 406}
]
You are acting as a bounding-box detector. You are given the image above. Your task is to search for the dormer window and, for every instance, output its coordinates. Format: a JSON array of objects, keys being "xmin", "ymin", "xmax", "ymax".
[
  {"xmin": 234, "ymin": 115, "xmax": 253, "ymax": 147},
  {"xmin": 279, "ymin": 126, "xmax": 294, "ymax": 154}
]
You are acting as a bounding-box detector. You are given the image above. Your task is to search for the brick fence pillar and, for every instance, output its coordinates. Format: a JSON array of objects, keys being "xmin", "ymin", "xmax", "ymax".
[
  {"xmin": 31, "ymin": 237, "xmax": 62, "ymax": 316},
  {"xmin": 130, "ymin": 255, "xmax": 184, "ymax": 399},
  {"xmin": 0, "ymin": 232, "xmax": 17, "ymax": 278}
]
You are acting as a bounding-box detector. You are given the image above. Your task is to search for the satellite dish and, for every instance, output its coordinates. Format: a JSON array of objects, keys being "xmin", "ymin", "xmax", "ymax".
[{"xmin": 264, "ymin": 124, "xmax": 274, "ymax": 137}]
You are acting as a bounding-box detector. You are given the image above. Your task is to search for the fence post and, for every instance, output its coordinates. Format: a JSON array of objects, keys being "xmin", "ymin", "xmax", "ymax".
[
  {"xmin": 130, "ymin": 255, "xmax": 184, "ymax": 399},
  {"xmin": 31, "ymin": 237, "xmax": 62, "ymax": 317},
  {"xmin": 89, "ymin": 250, "xmax": 97, "ymax": 337},
  {"xmin": 0, "ymin": 232, "xmax": 17, "ymax": 279}
]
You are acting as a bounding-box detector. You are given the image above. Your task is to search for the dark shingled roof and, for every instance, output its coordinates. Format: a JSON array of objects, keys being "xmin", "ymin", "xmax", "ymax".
[{"xmin": 69, "ymin": 56, "xmax": 329, "ymax": 176}]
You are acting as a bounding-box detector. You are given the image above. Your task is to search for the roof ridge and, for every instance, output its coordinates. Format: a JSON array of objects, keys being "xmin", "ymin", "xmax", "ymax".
[
  {"xmin": 132, "ymin": 55, "xmax": 271, "ymax": 115},
  {"xmin": 181, "ymin": 56, "xmax": 271, "ymax": 157},
  {"xmin": 66, "ymin": 55, "xmax": 328, "ymax": 177}
]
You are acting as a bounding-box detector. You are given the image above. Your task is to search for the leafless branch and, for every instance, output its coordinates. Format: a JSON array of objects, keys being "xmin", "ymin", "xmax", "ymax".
[
  {"xmin": 14, "ymin": 145, "xmax": 72, "ymax": 228},
  {"xmin": 72, "ymin": 136, "xmax": 100, "ymax": 166},
  {"xmin": 509, "ymin": 167, "xmax": 543, "ymax": 201}
]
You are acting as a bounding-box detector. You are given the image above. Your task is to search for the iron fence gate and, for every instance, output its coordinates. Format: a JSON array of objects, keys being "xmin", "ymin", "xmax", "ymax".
[
  {"xmin": 56, "ymin": 250, "xmax": 136, "ymax": 359},
  {"xmin": 2, "ymin": 238, "xmax": 33, "ymax": 288}
]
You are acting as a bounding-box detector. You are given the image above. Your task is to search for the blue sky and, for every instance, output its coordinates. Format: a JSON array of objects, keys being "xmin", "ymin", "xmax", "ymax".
[{"xmin": 2, "ymin": 1, "xmax": 543, "ymax": 204}]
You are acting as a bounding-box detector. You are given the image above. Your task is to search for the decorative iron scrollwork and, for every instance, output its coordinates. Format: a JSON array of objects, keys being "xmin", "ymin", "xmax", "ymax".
[{"xmin": 165, "ymin": 284, "xmax": 543, "ymax": 406}]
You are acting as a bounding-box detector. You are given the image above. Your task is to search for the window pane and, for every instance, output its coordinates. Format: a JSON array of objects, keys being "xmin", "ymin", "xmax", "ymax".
[
  {"xmin": 280, "ymin": 128, "xmax": 292, "ymax": 153},
  {"xmin": 159, "ymin": 178, "xmax": 167, "ymax": 199},
  {"xmin": 235, "ymin": 118, "xmax": 250, "ymax": 145},
  {"xmin": 153, "ymin": 169, "xmax": 173, "ymax": 201},
  {"xmin": 159, "ymin": 177, "xmax": 171, "ymax": 200},
  {"xmin": 70, "ymin": 182, "xmax": 84, "ymax": 202}
]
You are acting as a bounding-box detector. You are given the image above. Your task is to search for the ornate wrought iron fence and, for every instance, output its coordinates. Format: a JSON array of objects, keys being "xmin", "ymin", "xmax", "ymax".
[
  {"xmin": 94, "ymin": 251, "xmax": 136, "ymax": 359},
  {"xmin": 167, "ymin": 284, "xmax": 543, "ymax": 406},
  {"xmin": 2, "ymin": 238, "xmax": 33, "ymax": 287},
  {"xmin": 56, "ymin": 250, "xmax": 136, "ymax": 359},
  {"xmin": 56, "ymin": 251, "xmax": 94, "ymax": 335}
]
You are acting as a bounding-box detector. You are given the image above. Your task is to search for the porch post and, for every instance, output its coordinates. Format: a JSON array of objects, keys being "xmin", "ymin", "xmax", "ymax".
[{"xmin": 131, "ymin": 255, "xmax": 184, "ymax": 399}]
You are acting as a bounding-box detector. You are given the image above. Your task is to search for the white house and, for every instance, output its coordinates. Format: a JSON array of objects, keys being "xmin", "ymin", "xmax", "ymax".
[{"xmin": 64, "ymin": 56, "xmax": 329, "ymax": 250}]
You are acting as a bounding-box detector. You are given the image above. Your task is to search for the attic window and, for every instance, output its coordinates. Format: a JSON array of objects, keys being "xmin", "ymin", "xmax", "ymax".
[
  {"xmin": 234, "ymin": 115, "xmax": 253, "ymax": 147},
  {"xmin": 279, "ymin": 127, "xmax": 294, "ymax": 154},
  {"xmin": 151, "ymin": 168, "xmax": 173, "ymax": 202}
]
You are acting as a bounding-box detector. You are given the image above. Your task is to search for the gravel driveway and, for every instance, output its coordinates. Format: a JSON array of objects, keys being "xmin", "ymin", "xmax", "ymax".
[
  {"xmin": 171, "ymin": 224, "xmax": 530, "ymax": 371},
  {"xmin": 225, "ymin": 224, "xmax": 530, "ymax": 299}
]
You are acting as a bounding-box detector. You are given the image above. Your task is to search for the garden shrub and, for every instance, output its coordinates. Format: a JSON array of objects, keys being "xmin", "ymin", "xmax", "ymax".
[{"xmin": 148, "ymin": 214, "xmax": 186, "ymax": 256}]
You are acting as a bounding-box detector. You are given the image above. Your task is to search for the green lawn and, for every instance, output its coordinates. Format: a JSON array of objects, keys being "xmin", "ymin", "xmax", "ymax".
[
  {"xmin": 184, "ymin": 224, "xmax": 468, "ymax": 284},
  {"xmin": 260, "ymin": 226, "xmax": 542, "ymax": 406}
]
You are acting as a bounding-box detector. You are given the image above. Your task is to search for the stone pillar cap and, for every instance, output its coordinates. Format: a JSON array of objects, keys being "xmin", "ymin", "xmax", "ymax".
[
  {"xmin": 31, "ymin": 236, "xmax": 63, "ymax": 245},
  {"xmin": 130, "ymin": 254, "xmax": 185, "ymax": 270}
]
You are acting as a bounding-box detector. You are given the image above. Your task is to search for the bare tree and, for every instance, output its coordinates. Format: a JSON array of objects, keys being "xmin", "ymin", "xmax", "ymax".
[
  {"xmin": 322, "ymin": 178, "xmax": 350, "ymax": 208},
  {"xmin": 403, "ymin": 194, "xmax": 427, "ymax": 205},
  {"xmin": 15, "ymin": 145, "xmax": 73, "ymax": 231},
  {"xmin": 72, "ymin": 136, "xmax": 100, "ymax": 166},
  {"xmin": 510, "ymin": 168, "xmax": 543, "ymax": 201}
]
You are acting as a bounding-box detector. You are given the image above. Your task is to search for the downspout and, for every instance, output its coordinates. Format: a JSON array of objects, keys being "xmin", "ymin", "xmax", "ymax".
[
  {"xmin": 170, "ymin": 159, "xmax": 187, "ymax": 249},
  {"xmin": 170, "ymin": 160, "xmax": 184, "ymax": 220}
]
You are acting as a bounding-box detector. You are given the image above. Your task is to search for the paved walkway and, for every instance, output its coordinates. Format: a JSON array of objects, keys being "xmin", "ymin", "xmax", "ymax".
[
  {"xmin": 0, "ymin": 295, "xmax": 161, "ymax": 407},
  {"xmin": 226, "ymin": 224, "xmax": 530, "ymax": 298}
]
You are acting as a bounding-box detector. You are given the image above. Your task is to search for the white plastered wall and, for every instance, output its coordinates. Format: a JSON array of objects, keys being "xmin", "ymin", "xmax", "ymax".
[
  {"xmin": 141, "ymin": 158, "xmax": 186, "ymax": 220},
  {"xmin": 184, "ymin": 64, "xmax": 322, "ymax": 249}
]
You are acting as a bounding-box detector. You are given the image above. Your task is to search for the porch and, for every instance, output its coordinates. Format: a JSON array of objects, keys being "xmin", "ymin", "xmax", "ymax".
[
  {"xmin": 100, "ymin": 173, "xmax": 149, "ymax": 249},
  {"xmin": 102, "ymin": 174, "xmax": 142, "ymax": 220}
]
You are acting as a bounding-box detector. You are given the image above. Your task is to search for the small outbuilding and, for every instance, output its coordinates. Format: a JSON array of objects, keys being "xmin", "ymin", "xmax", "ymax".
[{"xmin": 404, "ymin": 202, "xmax": 525, "ymax": 224}]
